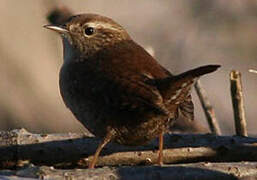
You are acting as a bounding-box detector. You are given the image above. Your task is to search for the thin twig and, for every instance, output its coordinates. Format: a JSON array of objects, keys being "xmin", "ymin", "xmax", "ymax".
[
  {"xmin": 194, "ymin": 80, "xmax": 221, "ymax": 135},
  {"xmin": 249, "ymin": 69, "xmax": 257, "ymax": 74},
  {"xmin": 230, "ymin": 70, "xmax": 247, "ymax": 136}
]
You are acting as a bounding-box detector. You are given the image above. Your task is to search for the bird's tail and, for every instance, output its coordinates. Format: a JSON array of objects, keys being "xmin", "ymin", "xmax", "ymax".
[
  {"xmin": 156, "ymin": 64, "xmax": 220, "ymax": 105},
  {"xmin": 173, "ymin": 65, "xmax": 220, "ymax": 82}
]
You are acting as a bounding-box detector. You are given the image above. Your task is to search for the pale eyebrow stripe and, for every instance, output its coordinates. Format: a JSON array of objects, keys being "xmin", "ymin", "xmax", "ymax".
[{"xmin": 85, "ymin": 21, "xmax": 122, "ymax": 32}]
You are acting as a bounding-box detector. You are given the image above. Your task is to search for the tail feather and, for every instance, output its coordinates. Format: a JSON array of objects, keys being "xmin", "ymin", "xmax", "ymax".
[
  {"xmin": 174, "ymin": 65, "xmax": 221, "ymax": 81},
  {"xmin": 155, "ymin": 64, "xmax": 220, "ymax": 104}
]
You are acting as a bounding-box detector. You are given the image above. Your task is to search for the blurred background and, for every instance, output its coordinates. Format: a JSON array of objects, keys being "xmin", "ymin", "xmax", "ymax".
[{"xmin": 0, "ymin": 0, "xmax": 256, "ymax": 135}]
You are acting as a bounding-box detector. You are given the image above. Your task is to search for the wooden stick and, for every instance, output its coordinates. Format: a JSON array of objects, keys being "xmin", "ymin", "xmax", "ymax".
[
  {"xmin": 46, "ymin": 5, "xmax": 73, "ymax": 25},
  {"xmin": 2, "ymin": 162, "xmax": 257, "ymax": 180},
  {"xmin": 230, "ymin": 70, "xmax": 247, "ymax": 136},
  {"xmin": 249, "ymin": 69, "xmax": 257, "ymax": 74},
  {"xmin": 1, "ymin": 129, "xmax": 257, "ymax": 169},
  {"xmin": 194, "ymin": 80, "xmax": 221, "ymax": 135}
]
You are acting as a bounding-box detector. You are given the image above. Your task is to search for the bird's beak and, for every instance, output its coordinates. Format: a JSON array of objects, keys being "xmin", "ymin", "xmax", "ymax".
[{"xmin": 43, "ymin": 24, "xmax": 69, "ymax": 34}]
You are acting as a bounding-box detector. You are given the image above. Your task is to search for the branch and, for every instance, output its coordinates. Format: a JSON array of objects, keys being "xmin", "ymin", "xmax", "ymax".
[
  {"xmin": 1, "ymin": 162, "xmax": 257, "ymax": 180},
  {"xmin": 230, "ymin": 70, "xmax": 247, "ymax": 136},
  {"xmin": 194, "ymin": 80, "xmax": 221, "ymax": 135},
  {"xmin": 0, "ymin": 129, "xmax": 256, "ymax": 169},
  {"xmin": 46, "ymin": 5, "xmax": 73, "ymax": 25}
]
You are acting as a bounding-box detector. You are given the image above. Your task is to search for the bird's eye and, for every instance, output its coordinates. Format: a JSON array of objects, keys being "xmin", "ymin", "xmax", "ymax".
[{"xmin": 84, "ymin": 27, "xmax": 95, "ymax": 36}]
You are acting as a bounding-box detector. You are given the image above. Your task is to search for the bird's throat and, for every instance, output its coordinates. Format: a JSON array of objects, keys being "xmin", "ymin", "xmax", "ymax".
[{"xmin": 62, "ymin": 37, "xmax": 78, "ymax": 64}]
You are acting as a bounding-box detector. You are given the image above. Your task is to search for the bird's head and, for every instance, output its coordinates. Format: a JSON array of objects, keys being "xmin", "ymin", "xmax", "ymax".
[{"xmin": 44, "ymin": 14, "xmax": 131, "ymax": 58}]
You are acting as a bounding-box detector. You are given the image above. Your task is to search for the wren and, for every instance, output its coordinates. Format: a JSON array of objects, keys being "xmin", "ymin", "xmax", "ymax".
[{"xmin": 44, "ymin": 14, "xmax": 220, "ymax": 168}]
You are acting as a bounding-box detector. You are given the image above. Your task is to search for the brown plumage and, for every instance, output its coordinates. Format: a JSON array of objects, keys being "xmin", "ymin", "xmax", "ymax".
[{"xmin": 44, "ymin": 14, "xmax": 220, "ymax": 168}]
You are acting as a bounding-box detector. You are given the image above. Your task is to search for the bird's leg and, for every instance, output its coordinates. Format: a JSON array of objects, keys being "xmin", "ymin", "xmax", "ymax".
[
  {"xmin": 89, "ymin": 129, "xmax": 114, "ymax": 169},
  {"xmin": 157, "ymin": 129, "xmax": 164, "ymax": 166}
]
